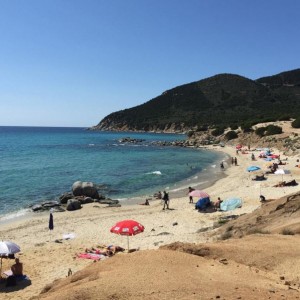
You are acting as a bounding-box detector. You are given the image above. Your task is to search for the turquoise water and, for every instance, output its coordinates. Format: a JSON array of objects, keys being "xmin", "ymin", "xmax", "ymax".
[{"xmin": 0, "ymin": 127, "xmax": 225, "ymax": 218}]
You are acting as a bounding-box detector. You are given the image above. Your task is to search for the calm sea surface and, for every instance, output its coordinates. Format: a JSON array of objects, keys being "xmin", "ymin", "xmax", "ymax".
[{"xmin": 0, "ymin": 127, "xmax": 226, "ymax": 219}]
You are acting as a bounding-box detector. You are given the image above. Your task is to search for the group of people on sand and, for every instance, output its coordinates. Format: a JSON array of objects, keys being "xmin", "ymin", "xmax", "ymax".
[
  {"xmin": 231, "ymin": 157, "xmax": 238, "ymax": 166},
  {"xmin": 85, "ymin": 245, "xmax": 125, "ymax": 257},
  {"xmin": 188, "ymin": 186, "xmax": 222, "ymax": 211}
]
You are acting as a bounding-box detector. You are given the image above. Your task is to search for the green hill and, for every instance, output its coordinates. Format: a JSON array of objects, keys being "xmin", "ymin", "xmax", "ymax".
[{"xmin": 92, "ymin": 69, "xmax": 300, "ymax": 132}]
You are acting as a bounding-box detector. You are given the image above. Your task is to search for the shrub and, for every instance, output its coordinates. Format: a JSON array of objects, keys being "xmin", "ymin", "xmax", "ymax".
[
  {"xmin": 219, "ymin": 232, "xmax": 232, "ymax": 240},
  {"xmin": 241, "ymin": 122, "xmax": 253, "ymax": 133},
  {"xmin": 248, "ymin": 228, "xmax": 270, "ymax": 235},
  {"xmin": 196, "ymin": 125, "xmax": 208, "ymax": 131},
  {"xmin": 230, "ymin": 124, "xmax": 238, "ymax": 130},
  {"xmin": 225, "ymin": 130, "xmax": 238, "ymax": 140},
  {"xmin": 255, "ymin": 127, "xmax": 266, "ymax": 137},
  {"xmin": 265, "ymin": 125, "xmax": 282, "ymax": 136},
  {"xmin": 187, "ymin": 130, "xmax": 194, "ymax": 138},
  {"xmin": 211, "ymin": 127, "xmax": 225, "ymax": 137},
  {"xmin": 292, "ymin": 118, "xmax": 300, "ymax": 128},
  {"xmin": 281, "ymin": 228, "xmax": 295, "ymax": 235},
  {"xmin": 278, "ymin": 115, "xmax": 291, "ymax": 121}
]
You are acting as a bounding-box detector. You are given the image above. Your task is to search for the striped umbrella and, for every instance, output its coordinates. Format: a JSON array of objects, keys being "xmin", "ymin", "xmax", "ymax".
[{"xmin": 188, "ymin": 190, "xmax": 210, "ymax": 199}]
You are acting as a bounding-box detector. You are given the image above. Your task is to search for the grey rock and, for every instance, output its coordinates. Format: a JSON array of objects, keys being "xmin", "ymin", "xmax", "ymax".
[
  {"xmin": 72, "ymin": 181, "xmax": 99, "ymax": 199},
  {"xmin": 82, "ymin": 182, "xmax": 99, "ymax": 199},
  {"xmin": 72, "ymin": 181, "xmax": 83, "ymax": 196},
  {"xmin": 81, "ymin": 197, "xmax": 94, "ymax": 204},
  {"xmin": 32, "ymin": 204, "xmax": 43, "ymax": 212},
  {"xmin": 66, "ymin": 199, "xmax": 82, "ymax": 211},
  {"xmin": 41, "ymin": 201, "xmax": 60, "ymax": 208},
  {"xmin": 59, "ymin": 192, "xmax": 74, "ymax": 204},
  {"xmin": 96, "ymin": 199, "xmax": 119, "ymax": 205}
]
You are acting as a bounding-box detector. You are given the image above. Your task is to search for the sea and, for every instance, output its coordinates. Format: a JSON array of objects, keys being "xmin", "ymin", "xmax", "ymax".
[{"xmin": 0, "ymin": 126, "xmax": 227, "ymax": 222}]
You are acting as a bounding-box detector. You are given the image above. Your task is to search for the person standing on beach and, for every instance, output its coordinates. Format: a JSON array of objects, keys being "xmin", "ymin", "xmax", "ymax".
[
  {"xmin": 162, "ymin": 191, "xmax": 169, "ymax": 210},
  {"xmin": 188, "ymin": 187, "xmax": 195, "ymax": 203},
  {"xmin": 234, "ymin": 157, "xmax": 238, "ymax": 166}
]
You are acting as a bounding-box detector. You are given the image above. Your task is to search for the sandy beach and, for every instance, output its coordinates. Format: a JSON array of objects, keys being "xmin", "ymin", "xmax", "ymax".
[{"xmin": 1, "ymin": 144, "xmax": 300, "ymax": 299}]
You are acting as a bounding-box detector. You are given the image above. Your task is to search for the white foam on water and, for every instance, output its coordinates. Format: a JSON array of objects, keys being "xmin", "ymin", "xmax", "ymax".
[
  {"xmin": 211, "ymin": 165, "xmax": 216, "ymax": 168},
  {"xmin": 0, "ymin": 208, "xmax": 31, "ymax": 223},
  {"xmin": 147, "ymin": 171, "xmax": 162, "ymax": 175}
]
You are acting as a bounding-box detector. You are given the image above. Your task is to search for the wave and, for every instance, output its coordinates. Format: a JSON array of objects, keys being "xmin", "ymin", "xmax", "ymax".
[
  {"xmin": 147, "ymin": 171, "xmax": 162, "ymax": 175},
  {"xmin": 0, "ymin": 208, "xmax": 31, "ymax": 224}
]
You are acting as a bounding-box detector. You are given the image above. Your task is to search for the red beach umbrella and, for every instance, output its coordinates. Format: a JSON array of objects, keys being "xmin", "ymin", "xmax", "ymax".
[
  {"xmin": 236, "ymin": 144, "xmax": 242, "ymax": 149},
  {"xmin": 110, "ymin": 220, "xmax": 144, "ymax": 251}
]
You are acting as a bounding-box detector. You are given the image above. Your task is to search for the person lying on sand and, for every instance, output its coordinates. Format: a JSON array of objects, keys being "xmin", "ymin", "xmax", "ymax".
[
  {"xmin": 85, "ymin": 245, "xmax": 125, "ymax": 256},
  {"xmin": 107, "ymin": 245, "xmax": 125, "ymax": 254},
  {"xmin": 85, "ymin": 248, "xmax": 113, "ymax": 256}
]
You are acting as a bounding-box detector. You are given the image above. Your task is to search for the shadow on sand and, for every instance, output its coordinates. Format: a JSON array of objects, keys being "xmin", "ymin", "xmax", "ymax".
[{"xmin": 0, "ymin": 277, "xmax": 32, "ymax": 293}]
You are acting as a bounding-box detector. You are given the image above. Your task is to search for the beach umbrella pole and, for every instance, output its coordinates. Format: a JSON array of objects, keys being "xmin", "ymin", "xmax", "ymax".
[{"xmin": 127, "ymin": 235, "xmax": 130, "ymax": 252}]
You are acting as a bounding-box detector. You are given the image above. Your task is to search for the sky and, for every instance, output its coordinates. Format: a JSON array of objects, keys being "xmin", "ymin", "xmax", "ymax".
[{"xmin": 0, "ymin": 0, "xmax": 299, "ymax": 127}]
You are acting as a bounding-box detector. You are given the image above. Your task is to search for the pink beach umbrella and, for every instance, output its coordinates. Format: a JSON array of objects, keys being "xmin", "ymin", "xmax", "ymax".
[{"xmin": 188, "ymin": 190, "xmax": 210, "ymax": 199}]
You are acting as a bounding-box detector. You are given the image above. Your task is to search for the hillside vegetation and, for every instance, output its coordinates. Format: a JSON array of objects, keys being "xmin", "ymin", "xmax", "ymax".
[{"xmin": 92, "ymin": 68, "xmax": 300, "ymax": 132}]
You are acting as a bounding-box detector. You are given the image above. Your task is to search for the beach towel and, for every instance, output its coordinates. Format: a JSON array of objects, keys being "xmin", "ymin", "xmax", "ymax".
[
  {"xmin": 220, "ymin": 197, "xmax": 242, "ymax": 211},
  {"xmin": 77, "ymin": 253, "xmax": 106, "ymax": 261}
]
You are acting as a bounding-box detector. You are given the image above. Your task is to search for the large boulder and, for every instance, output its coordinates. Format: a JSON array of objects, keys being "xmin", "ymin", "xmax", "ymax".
[
  {"xmin": 72, "ymin": 181, "xmax": 99, "ymax": 199},
  {"xmin": 66, "ymin": 199, "xmax": 82, "ymax": 211},
  {"xmin": 59, "ymin": 192, "xmax": 74, "ymax": 204},
  {"xmin": 72, "ymin": 181, "xmax": 83, "ymax": 196}
]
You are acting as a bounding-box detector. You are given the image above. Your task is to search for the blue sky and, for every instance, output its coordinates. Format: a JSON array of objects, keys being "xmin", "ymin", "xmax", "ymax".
[{"xmin": 0, "ymin": 0, "xmax": 299, "ymax": 127}]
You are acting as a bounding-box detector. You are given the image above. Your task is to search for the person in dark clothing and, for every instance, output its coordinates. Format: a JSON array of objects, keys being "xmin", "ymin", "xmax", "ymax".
[
  {"xmin": 162, "ymin": 191, "xmax": 169, "ymax": 210},
  {"xmin": 259, "ymin": 195, "xmax": 266, "ymax": 202},
  {"xmin": 188, "ymin": 187, "xmax": 195, "ymax": 203}
]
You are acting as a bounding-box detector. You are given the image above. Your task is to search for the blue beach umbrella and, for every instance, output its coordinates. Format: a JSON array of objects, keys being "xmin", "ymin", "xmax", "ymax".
[{"xmin": 247, "ymin": 166, "xmax": 261, "ymax": 172}]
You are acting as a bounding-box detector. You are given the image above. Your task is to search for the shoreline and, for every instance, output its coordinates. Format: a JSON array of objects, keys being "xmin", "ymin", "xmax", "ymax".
[
  {"xmin": 1, "ymin": 144, "xmax": 300, "ymax": 299},
  {"xmin": 0, "ymin": 146, "xmax": 227, "ymax": 226}
]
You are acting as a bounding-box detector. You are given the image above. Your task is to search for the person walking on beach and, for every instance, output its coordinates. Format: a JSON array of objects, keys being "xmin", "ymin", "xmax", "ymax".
[
  {"xmin": 188, "ymin": 187, "xmax": 195, "ymax": 203},
  {"xmin": 231, "ymin": 157, "xmax": 234, "ymax": 165},
  {"xmin": 234, "ymin": 157, "xmax": 238, "ymax": 166},
  {"xmin": 162, "ymin": 191, "xmax": 169, "ymax": 210}
]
